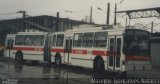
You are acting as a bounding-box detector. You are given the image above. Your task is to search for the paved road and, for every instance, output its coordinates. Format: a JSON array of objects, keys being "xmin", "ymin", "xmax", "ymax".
[
  {"xmin": 0, "ymin": 57, "xmax": 160, "ymax": 84},
  {"xmin": 0, "ymin": 59, "xmax": 92, "ymax": 84}
]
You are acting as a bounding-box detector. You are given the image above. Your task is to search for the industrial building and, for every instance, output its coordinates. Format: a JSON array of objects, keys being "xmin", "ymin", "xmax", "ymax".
[{"xmin": 0, "ymin": 15, "xmax": 88, "ymax": 45}]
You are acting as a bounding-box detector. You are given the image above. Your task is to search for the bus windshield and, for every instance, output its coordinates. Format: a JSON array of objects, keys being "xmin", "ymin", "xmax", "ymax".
[{"xmin": 123, "ymin": 30, "xmax": 150, "ymax": 56}]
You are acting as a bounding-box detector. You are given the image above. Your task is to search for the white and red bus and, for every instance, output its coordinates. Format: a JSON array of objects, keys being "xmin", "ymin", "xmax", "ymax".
[
  {"xmin": 5, "ymin": 24, "xmax": 151, "ymax": 73},
  {"xmin": 6, "ymin": 32, "xmax": 49, "ymax": 62}
]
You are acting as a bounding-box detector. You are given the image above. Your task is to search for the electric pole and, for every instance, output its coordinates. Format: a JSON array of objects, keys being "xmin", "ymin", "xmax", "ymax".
[
  {"xmin": 17, "ymin": 10, "xmax": 27, "ymax": 31},
  {"xmin": 151, "ymin": 21, "xmax": 153, "ymax": 34},
  {"xmin": 114, "ymin": 3, "xmax": 117, "ymax": 25},
  {"xmin": 17, "ymin": 11, "xmax": 27, "ymax": 19},
  {"xmin": 90, "ymin": 6, "xmax": 92, "ymax": 24},
  {"xmin": 106, "ymin": 3, "xmax": 110, "ymax": 26},
  {"xmin": 56, "ymin": 12, "xmax": 59, "ymax": 31}
]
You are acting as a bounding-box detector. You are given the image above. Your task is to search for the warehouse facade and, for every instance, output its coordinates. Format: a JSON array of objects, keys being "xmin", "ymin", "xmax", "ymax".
[{"xmin": 0, "ymin": 15, "xmax": 85, "ymax": 45}]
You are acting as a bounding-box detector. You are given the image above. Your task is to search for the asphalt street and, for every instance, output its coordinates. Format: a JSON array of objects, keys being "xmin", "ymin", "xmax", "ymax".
[{"xmin": 0, "ymin": 57, "xmax": 160, "ymax": 84}]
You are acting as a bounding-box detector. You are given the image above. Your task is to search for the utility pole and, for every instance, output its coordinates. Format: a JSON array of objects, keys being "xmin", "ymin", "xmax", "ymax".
[
  {"xmin": 17, "ymin": 10, "xmax": 27, "ymax": 31},
  {"xmin": 114, "ymin": 3, "xmax": 117, "ymax": 25},
  {"xmin": 90, "ymin": 6, "xmax": 92, "ymax": 24},
  {"xmin": 17, "ymin": 10, "xmax": 26, "ymax": 19},
  {"xmin": 151, "ymin": 21, "xmax": 153, "ymax": 34},
  {"xmin": 106, "ymin": 3, "xmax": 110, "ymax": 26},
  {"xmin": 56, "ymin": 12, "xmax": 59, "ymax": 32}
]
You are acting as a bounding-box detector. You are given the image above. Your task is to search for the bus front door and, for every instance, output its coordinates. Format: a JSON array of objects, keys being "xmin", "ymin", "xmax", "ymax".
[
  {"xmin": 108, "ymin": 36, "xmax": 121, "ymax": 71},
  {"xmin": 64, "ymin": 37, "xmax": 72, "ymax": 64}
]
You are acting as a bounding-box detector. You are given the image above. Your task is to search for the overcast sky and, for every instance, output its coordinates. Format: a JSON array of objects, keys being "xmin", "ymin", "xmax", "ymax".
[{"xmin": 0, "ymin": 0, "xmax": 160, "ymax": 31}]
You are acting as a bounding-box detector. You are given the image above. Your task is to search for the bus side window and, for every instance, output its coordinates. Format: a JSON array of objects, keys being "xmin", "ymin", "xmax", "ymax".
[
  {"xmin": 52, "ymin": 35, "xmax": 56, "ymax": 47},
  {"xmin": 33, "ymin": 35, "xmax": 44, "ymax": 46},
  {"xmin": 24, "ymin": 35, "xmax": 34, "ymax": 46},
  {"xmin": 56, "ymin": 34, "xmax": 64, "ymax": 47},
  {"xmin": 94, "ymin": 32, "xmax": 107, "ymax": 47},
  {"xmin": 83, "ymin": 32, "xmax": 94, "ymax": 47},
  {"xmin": 15, "ymin": 35, "xmax": 24, "ymax": 45},
  {"xmin": 73, "ymin": 33, "xmax": 83, "ymax": 47}
]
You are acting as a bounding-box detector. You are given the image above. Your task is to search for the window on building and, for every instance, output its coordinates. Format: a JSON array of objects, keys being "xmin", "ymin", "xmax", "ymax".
[
  {"xmin": 94, "ymin": 32, "xmax": 108, "ymax": 47},
  {"xmin": 33, "ymin": 35, "xmax": 44, "ymax": 46},
  {"xmin": 56, "ymin": 34, "xmax": 64, "ymax": 47},
  {"xmin": 15, "ymin": 35, "xmax": 24, "ymax": 45},
  {"xmin": 73, "ymin": 33, "xmax": 83, "ymax": 47},
  {"xmin": 52, "ymin": 35, "xmax": 56, "ymax": 46},
  {"xmin": 83, "ymin": 32, "xmax": 94, "ymax": 47},
  {"xmin": 24, "ymin": 35, "xmax": 33, "ymax": 46}
]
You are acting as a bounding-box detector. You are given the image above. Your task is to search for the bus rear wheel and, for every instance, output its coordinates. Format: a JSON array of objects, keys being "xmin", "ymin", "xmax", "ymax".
[
  {"xmin": 15, "ymin": 51, "xmax": 24, "ymax": 63},
  {"xmin": 93, "ymin": 57, "xmax": 105, "ymax": 73},
  {"xmin": 55, "ymin": 54, "xmax": 61, "ymax": 66}
]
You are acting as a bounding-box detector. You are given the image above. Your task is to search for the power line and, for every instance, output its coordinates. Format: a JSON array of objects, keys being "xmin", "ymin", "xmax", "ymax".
[
  {"xmin": 0, "ymin": 12, "xmax": 17, "ymax": 15},
  {"xmin": 116, "ymin": 12, "xmax": 159, "ymax": 32}
]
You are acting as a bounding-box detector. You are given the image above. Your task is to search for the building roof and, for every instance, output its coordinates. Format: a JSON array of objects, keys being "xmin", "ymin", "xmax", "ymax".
[{"xmin": 0, "ymin": 15, "xmax": 100, "ymax": 26}]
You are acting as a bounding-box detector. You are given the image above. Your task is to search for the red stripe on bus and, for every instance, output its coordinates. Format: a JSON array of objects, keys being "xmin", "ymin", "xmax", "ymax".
[
  {"xmin": 92, "ymin": 50, "xmax": 108, "ymax": 56},
  {"xmin": 72, "ymin": 49, "xmax": 87, "ymax": 55},
  {"xmin": 13, "ymin": 47, "xmax": 120, "ymax": 57},
  {"xmin": 13, "ymin": 47, "xmax": 44, "ymax": 51},
  {"xmin": 51, "ymin": 48, "xmax": 64, "ymax": 53},
  {"xmin": 125, "ymin": 56, "xmax": 151, "ymax": 61}
]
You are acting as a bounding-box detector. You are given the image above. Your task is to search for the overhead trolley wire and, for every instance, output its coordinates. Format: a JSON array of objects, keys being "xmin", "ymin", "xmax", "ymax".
[{"xmin": 0, "ymin": 12, "xmax": 17, "ymax": 15}]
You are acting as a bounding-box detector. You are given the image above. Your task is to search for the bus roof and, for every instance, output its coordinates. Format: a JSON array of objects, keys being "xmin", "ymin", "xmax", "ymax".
[
  {"xmin": 66, "ymin": 24, "xmax": 125, "ymax": 33},
  {"xmin": 17, "ymin": 32, "xmax": 48, "ymax": 35}
]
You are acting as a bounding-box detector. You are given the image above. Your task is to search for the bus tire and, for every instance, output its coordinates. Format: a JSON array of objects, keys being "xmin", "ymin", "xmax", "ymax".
[
  {"xmin": 93, "ymin": 56, "xmax": 105, "ymax": 73},
  {"xmin": 0, "ymin": 49, "xmax": 4, "ymax": 58},
  {"xmin": 15, "ymin": 51, "xmax": 24, "ymax": 63},
  {"xmin": 55, "ymin": 53, "xmax": 61, "ymax": 66}
]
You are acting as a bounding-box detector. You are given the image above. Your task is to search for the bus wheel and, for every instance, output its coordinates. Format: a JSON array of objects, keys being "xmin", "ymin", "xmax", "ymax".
[
  {"xmin": 55, "ymin": 54, "xmax": 61, "ymax": 66},
  {"xmin": 93, "ymin": 57, "xmax": 105, "ymax": 73},
  {"xmin": 0, "ymin": 49, "xmax": 4, "ymax": 58},
  {"xmin": 15, "ymin": 51, "xmax": 24, "ymax": 63}
]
